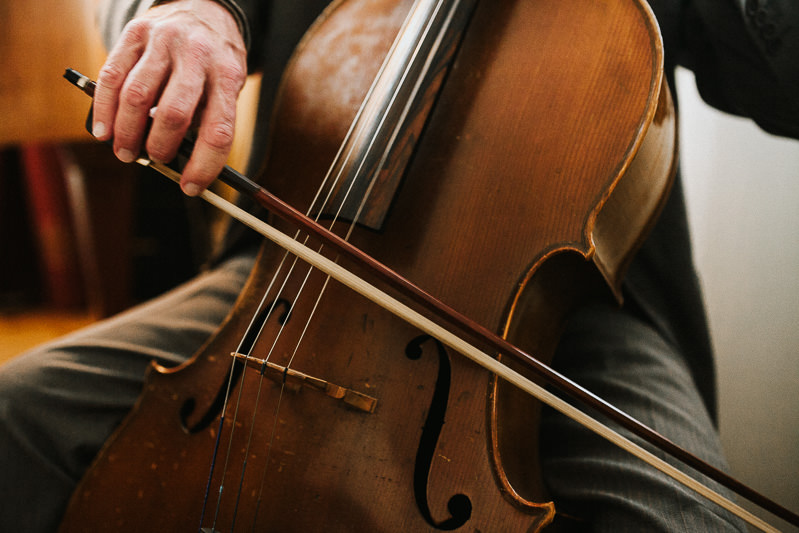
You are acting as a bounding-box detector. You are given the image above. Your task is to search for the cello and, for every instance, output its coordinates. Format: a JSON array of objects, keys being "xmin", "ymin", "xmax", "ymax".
[{"xmin": 59, "ymin": 0, "xmax": 796, "ymax": 531}]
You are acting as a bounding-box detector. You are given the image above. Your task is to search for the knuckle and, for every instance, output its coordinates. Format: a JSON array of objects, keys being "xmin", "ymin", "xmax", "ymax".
[
  {"xmin": 121, "ymin": 18, "xmax": 151, "ymax": 47},
  {"xmin": 204, "ymin": 120, "xmax": 236, "ymax": 151},
  {"xmin": 216, "ymin": 63, "xmax": 246, "ymax": 93},
  {"xmin": 158, "ymin": 102, "xmax": 193, "ymax": 131},
  {"xmin": 114, "ymin": 122, "xmax": 141, "ymax": 144},
  {"xmin": 184, "ymin": 34, "xmax": 214, "ymax": 64},
  {"xmin": 97, "ymin": 62, "xmax": 126, "ymax": 90},
  {"xmin": 150, "ymin": 20, "xmax": 182, "ymax": 48},
  {"xmin": 121, "ymin": 78, "xmax": 154, "ymax": 110},
  {"xmin": 146, "ymin": 141, "xmax": 175, "ymax": 163},
  {"xmin": 218, "ymin": 59, "xmax": 246, "ymax": 82}
]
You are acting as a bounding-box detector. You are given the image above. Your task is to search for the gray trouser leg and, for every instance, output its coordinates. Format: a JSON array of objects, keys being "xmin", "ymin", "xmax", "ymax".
[
  {"xmin": 0, "ymin": 250, "xmax": 256, "ymax": 532},
  {"xmin": 541, "ymin": 301, "xmax": 747, "ymax": 531}
]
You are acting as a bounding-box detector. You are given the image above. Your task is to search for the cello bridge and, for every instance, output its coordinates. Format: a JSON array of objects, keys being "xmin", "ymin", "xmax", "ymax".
[{"xmin": 231, "ymin": 352, "xmax": 378, "ymax": 414}]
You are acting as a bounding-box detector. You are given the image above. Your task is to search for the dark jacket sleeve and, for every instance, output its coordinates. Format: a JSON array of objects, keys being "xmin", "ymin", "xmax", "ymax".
[
  {"xmin": 219, "ymin": 0, "xmax": 270, "ymax": 70},
  {"xmin": 680, "ymin": 0, "xmax": 799, "ymax": 138}
]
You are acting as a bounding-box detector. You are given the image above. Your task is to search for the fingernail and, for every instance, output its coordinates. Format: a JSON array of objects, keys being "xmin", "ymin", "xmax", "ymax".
[
  {"xmin": 117, "ymin": 148, "xmax": 136, "ymax": 163},
  {"xmin": 183, "ymin": 182, "xmax": 202, "ymax": 196},
  {"xmin": 93, "ymin": 122, "xmax": 107, "ymax": 138}
]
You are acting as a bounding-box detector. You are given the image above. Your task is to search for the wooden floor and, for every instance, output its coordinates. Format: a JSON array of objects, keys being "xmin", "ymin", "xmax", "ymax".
[{"xmin": 0, "ymin": 309, "xmax": 95, "ymax": 365}]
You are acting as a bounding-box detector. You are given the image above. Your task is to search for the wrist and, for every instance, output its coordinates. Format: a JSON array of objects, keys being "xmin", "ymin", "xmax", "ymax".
[{"xmin": 150, "ymin": 0, "xmax": 251, "ymax": 50}]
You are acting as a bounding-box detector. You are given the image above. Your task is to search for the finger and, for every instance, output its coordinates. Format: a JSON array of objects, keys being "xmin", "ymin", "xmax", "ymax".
[
  {"xmin": 111, "ymin": 42, "xmax": 172, "ymax": 163},
  {"xmin": 92, "ymin": 19, "xmax": 151, "ymax": 141},
  {"xmin": 179, "ymin": 114, "xmax": 236, "ymax": 196},
  {"xmin": 144, "ymin": 58, "xmax": 207, "ymax": 164},
  {"xmin": 179, "ymin": 71, "xmax": 242, "ymax": 195}
]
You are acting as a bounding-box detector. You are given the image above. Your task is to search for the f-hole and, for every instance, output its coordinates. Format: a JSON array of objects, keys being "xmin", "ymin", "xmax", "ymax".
[
  {"xmin": 179, "ymin": 298, "xmax": 293, "ymax": 433},
  {"xmin": 405, "ymin": 335, "xmax": 472, "ymax": 529}
]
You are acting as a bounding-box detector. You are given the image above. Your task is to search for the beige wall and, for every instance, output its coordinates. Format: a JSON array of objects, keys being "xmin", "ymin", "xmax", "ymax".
[{"xmin": 677, "ymin": 67, "xmax": 799, "ymax": 531}]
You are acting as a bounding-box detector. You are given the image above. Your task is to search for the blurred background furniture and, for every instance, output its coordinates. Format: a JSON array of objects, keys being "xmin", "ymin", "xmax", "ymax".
[{"xmin": 0, "ymin": 0, "xmax": 206, "ymax": 352}]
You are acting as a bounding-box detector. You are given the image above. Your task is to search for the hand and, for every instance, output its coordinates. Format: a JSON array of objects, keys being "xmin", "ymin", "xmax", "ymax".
[{"xmin": 92, "ymin": 0, "xmax": 247, "ymax": 195}]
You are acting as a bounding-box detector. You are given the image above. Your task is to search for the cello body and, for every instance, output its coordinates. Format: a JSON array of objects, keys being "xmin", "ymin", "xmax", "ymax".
[{"xmin": 60, "ymin": 0, "xmax": 675, "ymax": 530}]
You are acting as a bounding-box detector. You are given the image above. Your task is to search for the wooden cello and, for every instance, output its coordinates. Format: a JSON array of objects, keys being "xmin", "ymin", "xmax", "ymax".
[{"xmin": 60, "ymin": 0, "xmax": 681, "ymax": 530}]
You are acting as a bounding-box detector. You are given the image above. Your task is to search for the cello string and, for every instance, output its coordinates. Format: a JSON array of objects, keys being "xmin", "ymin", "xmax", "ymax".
[
  {"xmin": 202, "ymin": 153, "xmax": 377, "ymax": 524},
  {"xmin": 195, "ymin": 130, "xmax": 365, "ymax": 525},
  {"xmin": 208, "ymin": 78, "xmax": 400, "ymax": 530},
  {"xmin": 211, "ymin": 154, "xmax": 379, "ymax": 526},
  {"xmin": 207, "ymin": 246, "xmax": 303, "ymax": 528},
  {"xmin": 207, "ymin": 198, "xmax": 356, "ymax": 524},
  {"xmin": 248, "ymin": 379, "xmax": 289, "ymax": 531},
  {"xmin": 215, "ymin": 110, "xmax": 395, "ymax": 527}
]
